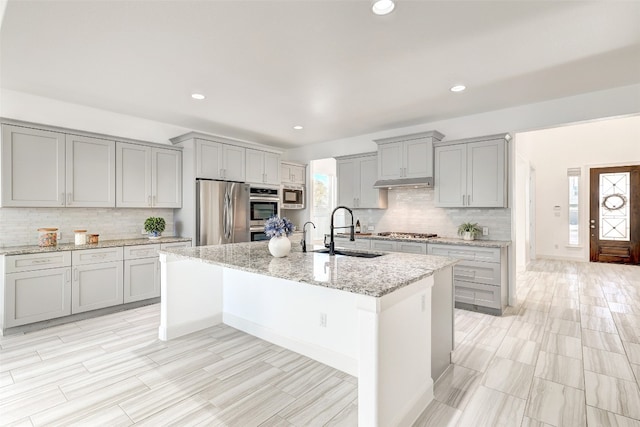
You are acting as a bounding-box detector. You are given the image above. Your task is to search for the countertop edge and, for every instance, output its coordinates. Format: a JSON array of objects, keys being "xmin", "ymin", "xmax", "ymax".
[{"xmin": 0, "ymin": 237, "xmax": 192, "ymax": 256}]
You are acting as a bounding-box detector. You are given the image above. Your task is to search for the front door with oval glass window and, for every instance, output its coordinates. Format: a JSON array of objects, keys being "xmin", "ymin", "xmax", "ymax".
[{"xmin": 590, "ymin": 165, "xmax": 639, "ymax": 264}]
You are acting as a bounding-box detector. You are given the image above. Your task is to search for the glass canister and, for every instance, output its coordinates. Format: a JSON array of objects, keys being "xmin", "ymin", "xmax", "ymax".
[
  {"xmin": 38, "ymin": 228, "xmax": 58, "ymax": 247},
  {"xmin": 74, "ymin": 229, "xmax": 87, "ymax": 245}
]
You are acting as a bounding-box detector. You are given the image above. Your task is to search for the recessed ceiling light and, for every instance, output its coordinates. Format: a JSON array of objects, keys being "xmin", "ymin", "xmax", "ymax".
[
  {"xmin": 293, "ymin": 125, "xmax": 303, "ymax": 130},
  {"xmin": 372, "ymin": 0, "xmax": 395, "ymax": 15},
  {"xmin": 450, "ymin": 85, "xmax": 466, "ymax": 93},
  {"xmin": 191, "ymin": 93, "xmax": 205, "ymax": 100}
]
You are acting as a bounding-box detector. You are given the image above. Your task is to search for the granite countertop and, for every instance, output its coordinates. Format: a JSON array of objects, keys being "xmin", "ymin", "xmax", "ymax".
[
  {"xmin": 336, "ymin": 233, "xmax": 511, "ymax": 248},
  {"xmin": 159, "ymin": 241, "xmax": 458, "ymax": 298},
  {"xmin": 0, "ymin": 237, "xmax": 192, "ymax": 256}
]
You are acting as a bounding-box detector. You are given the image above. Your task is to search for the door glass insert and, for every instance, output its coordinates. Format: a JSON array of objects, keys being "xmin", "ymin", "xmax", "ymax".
[{"xmin": 599, "ymin": 172, "xmax": 630, "ymax": 241}]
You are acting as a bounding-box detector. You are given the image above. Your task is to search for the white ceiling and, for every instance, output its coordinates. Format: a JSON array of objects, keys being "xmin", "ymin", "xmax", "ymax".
[{"xmin": 1, "ymin": 1, "xmax": 639, "ymax": 148}]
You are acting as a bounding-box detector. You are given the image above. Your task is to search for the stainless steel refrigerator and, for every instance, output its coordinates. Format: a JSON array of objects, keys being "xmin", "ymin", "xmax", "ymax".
[{"xmin": 196, "ymin": 179, "xmax": 250, "ymax": 246}]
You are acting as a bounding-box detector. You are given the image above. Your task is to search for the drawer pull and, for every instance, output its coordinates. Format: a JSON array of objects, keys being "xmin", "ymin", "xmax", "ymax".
[
  {"xmin": 31, "ymin": 259, "xmax": 51, "ymax": 264},
  {"xmin": 91, "ymin": 254, "xmax": 107, "ymax": 258}
]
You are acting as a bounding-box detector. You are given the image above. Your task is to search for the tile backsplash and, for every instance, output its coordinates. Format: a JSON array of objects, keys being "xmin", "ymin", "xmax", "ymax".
[
  {"xmin": 0, "ymin": 207, "xmax": 175, "ymax": 247},
  {"xmin": 352, "ymin": 187, "xmax": 511, "ymax": 240}
]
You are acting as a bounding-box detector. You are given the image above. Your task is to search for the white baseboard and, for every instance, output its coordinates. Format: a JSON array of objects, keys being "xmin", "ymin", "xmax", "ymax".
[
  {"xmin": 158, "ymin": 313, "xmax": 222, "ymax": 341},
  {"xmin": 223, "ymin": 312, "xmax": 358, "ymax": 376},
  {"xmin": 391, "ymin": 380, "xmax": 435, "ymax": 427}
]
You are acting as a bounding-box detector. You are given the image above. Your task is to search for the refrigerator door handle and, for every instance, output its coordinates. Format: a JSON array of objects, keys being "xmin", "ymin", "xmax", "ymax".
[{"xmin": 224, "ymin": 191, "xmax": 233, "ymax": 240}]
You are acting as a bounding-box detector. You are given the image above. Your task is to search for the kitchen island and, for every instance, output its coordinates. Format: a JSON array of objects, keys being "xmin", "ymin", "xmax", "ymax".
[{"xmin": 158, "ymin": 241, "xmax": 457, "ymax": 427}]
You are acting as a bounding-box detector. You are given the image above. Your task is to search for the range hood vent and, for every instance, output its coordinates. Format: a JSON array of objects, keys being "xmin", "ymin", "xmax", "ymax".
[{"xmin": 373, "ymin": 177, "xmax": 433, "ymax": 189}]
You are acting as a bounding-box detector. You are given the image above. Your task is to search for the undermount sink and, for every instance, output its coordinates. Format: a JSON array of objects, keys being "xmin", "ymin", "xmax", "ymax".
[{"xmin": 312, "ymin": 248, "xmax": 385, "ymax": 258}]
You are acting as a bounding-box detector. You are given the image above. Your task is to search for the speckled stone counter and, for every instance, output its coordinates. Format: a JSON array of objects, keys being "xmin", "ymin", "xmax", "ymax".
[
  {"xmin": 160, "ymin": 241, "xmax": 457, "ymax": 297},
  {"xmin": 337, "ymin": 233, "xmax": 511, "ymax": 248},
  {"xmin": 0, "ymin": 237, "xmax": 192, "ymax": 256}
]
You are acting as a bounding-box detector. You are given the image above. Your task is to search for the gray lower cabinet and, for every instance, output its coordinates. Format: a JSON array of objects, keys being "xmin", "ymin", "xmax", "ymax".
[
  {"xmin": 71, "ymin": 247, "xmax": 124, "ymax": 314},
  {"xmin": 370, "ymin": 239, "xmax": 427, "ymax": 254},
  {"xmin": 124, "ymin": 244, "xmax": 160, "ymax": 303},
  {"xmin": 3, "ymin": 252, "xmax": 72, "ymax": 328},
  {"xmin": 2, "ymin": 240, "xmax": 191, "ymax": 331},
  {"xmin": 123, "ymin": 241, "xmax": 192, "ymax": 303},
  {"xmin": 427, "ymin": 243, "xmax": 507, "ymax": 315}
]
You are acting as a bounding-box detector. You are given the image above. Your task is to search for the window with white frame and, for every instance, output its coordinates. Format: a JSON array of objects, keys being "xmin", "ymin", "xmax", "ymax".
[{"xmin": 568, "ymin": 168, "xmax": 580, "ymax": 245}]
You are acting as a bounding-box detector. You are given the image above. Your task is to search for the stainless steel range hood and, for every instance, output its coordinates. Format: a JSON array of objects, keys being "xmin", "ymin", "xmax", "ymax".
[{"xmin": 373, "ymin": 177, "xmax": 433, "ymax": 189}]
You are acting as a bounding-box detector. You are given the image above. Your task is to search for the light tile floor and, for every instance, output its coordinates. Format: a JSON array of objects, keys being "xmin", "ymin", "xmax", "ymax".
[
  {"xmin": 1, "ymin": 259, "xmax": 639, "ymax": 426},
  {"xmin": 414, "ymin": 259, "xmax": 640, "ymax": 427}
]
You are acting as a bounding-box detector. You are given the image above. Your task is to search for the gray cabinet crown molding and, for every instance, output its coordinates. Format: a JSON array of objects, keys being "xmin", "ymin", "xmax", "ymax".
[
  {"xmin": 0, "ymin": 118, "xmax": 182, "ymax": 152},
  {"xmin": 170, "ymin": 131, "xmax": 283, "ymax": 154},
  {"xmin": 334, "ymin": 151, "xmax": 377, "ymax": 161},
  {"xmin": 373, "ymin": 130, "xmax": 445, "ymax": 145},
  {"xmin": 433, "ymin": 133, "xmax": 512, "ymax": 147}
]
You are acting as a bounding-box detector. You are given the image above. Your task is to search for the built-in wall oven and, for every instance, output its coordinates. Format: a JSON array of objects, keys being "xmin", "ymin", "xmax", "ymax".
[{"xmin": 249, "ymin": 186, "xmax": 280, "ymax": 241}]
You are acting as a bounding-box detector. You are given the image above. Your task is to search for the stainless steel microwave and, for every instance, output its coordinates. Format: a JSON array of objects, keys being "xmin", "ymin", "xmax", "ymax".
[{"xmin": 281, "ymin": 185, "xmax": 304, "ymax": 209}]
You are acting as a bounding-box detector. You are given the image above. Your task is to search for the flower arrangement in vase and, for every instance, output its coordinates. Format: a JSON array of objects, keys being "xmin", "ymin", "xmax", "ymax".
[{"xmin": 264, "ymin": 216, "xmax": 295, "ymax": 257}]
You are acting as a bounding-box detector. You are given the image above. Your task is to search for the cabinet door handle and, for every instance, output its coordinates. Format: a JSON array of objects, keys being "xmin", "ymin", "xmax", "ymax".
[
  {"xmin": 153, "ymin": 195, "xmax": 156, "ymax": 206},
  {"xmin": 148, "ymin": 195, "xmax": 152, "ymax": 206},
  {"xmin": 462, "ymin": 195, "xmax": 466, "ymax": 206},
  {"xmin": 74, "ymin": 269, "xmax": 78, "ymax": 281},
  {"xmin": 61, "ymin": 193, "xmax": 65, "ymax": 205},
  {"xmin": 67, "ymin": 193, "xmax": 72, "ymax": 205},
  {"xmin": 467, "ymin": 195, "xmax": 471, "ymax": 206},
  {"xmin": 65, "ymin": 269, "xmax": 70, "ymax": 283}
]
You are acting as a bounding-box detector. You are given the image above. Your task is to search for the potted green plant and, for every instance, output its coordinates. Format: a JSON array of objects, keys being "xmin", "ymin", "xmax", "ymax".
[
  {"xmin": 457, "ymin": 222, "xmax": 481, "ymax": 241},
  {"xmin": 144, "ymin": 217, "xmax": 166, "ymax": 240}
]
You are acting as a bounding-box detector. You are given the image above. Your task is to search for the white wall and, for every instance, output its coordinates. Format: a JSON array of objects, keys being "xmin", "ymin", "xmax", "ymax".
[
  {"xmin": 516, "ymin": 115, "xmax": 640, "ymax": 262},
  {"xmin": 0, "ymin": 89, "xmax": 191, "ymax": 145},
  {"xmin": 284, "ymin": 84, "xmax": 640, "ymax": 164}
]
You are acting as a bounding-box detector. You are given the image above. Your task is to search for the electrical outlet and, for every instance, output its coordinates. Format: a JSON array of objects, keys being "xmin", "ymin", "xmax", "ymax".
[
  {"xmin": 319, "ymin": 313, "xmax": 327, "ymax": 327},
  {"xmin": 482, "ymin": 227, "xmax": 489, "ymax": 236},
  {"xmin": 141, "ymin": 229, "xmax": 147, "ymax": 235},
  {"xmin": 367, "ymin": 225, "xmax": 375, "ymax": 232},
  {"xmin": 56, "ymin": 231, "xmax": 61, "ymax": 240}
]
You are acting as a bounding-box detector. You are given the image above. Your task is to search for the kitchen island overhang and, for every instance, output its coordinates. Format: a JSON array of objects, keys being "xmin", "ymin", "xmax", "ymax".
[{"xmin": 158, "ymin": 242, "xmax": 457, "ymax": 427}]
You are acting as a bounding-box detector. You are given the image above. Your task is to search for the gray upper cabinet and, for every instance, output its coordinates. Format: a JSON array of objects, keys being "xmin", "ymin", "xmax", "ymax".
[
  {"xmin": 336, "ymin": 152, "xmax": 388, "ymax": 209},
  {"xmin": 281, "ymin": 162, "xmax": 305, "ymax": 185},
  {"xmin": 152, "ymin": 148, "xmax": 182, "ymax": 208},
  {"xmin": 116, "ymin": 142, "xmax": 182, "ymax": 208},
  {"xmin": 375, "ymin": 131, "xmax": 444, "ymax": 181},
  {"xmin": 1, "ymin": 124, "xmax": 116, "ymax": 208},
  {"xmin": 65, "ymin": 134, "xmax": 116, "ymax": 207},
  {"xmin": 246, "ymin": 149, "xmax": 280, "ymax": 186},
  {"xmin": 195, "ymin": 139, "xmax": 245, "ymax": 182},
  {"xmin": 434, "ymin": 134, "xmax": 509, "ymax": 208},
  {"xmin": 1, "ymin": 124, "xmax": 66, "ymax": 207}
]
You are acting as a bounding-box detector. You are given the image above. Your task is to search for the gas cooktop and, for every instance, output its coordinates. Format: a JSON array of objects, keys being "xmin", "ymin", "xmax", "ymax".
[{"xmin": 377, "ymin": 232, "xmax": 437, "ymax": 239}]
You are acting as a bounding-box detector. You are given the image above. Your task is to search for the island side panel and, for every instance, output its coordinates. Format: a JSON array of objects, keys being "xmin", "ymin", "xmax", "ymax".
[
  {"xmin": 431, "ymin": 265, "xmax": 454, "ymax": 381},
  {"xmin": 158, "ymin": 253, "xmax": 224, "ymax": 341},
  {"xmin": 357, "ymin": 276, "xmax": 434, "ymax": 427},
  {"xmin": 221, "ymin": 268, "xmax": 359, "ymax": 376}
]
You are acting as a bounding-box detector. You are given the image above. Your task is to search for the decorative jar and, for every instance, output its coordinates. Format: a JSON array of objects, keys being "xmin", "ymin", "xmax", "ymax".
[
  {"xmin": 37, "ymin": 228, "xmax": 58, "ymax": 247},
  {"xmin": 74, "ymin": 229, "xmax": 87, "ymax": 245}
]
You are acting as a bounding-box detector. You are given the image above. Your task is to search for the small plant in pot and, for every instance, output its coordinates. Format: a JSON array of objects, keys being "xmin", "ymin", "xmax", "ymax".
[
  {"xmin": 457, "ymin": 222, "xmax": 481, "ymax": 241},
  {"xmin": 144, "ymin": 217, "xmax": 166, "ymax": 240}
]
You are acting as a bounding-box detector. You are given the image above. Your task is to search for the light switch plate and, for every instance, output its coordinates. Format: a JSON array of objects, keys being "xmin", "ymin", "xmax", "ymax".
[{"xmin": 482, "ymin": 227, "xmax": 489, "ymax": 236}]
